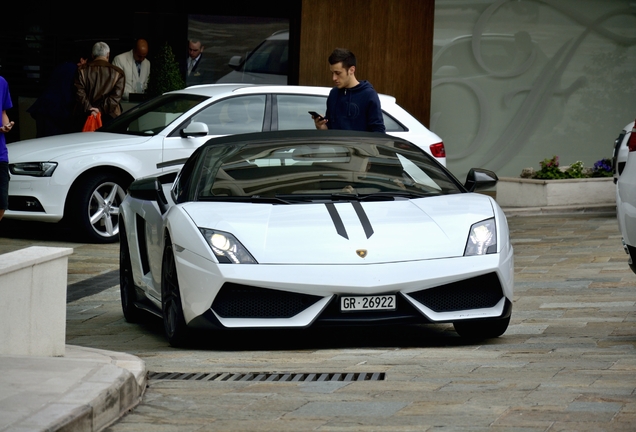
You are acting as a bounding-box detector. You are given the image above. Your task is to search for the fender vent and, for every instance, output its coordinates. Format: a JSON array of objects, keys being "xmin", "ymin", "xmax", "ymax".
[{"xmin": 148, "ymin": 371, "xmax": 385, "ymax": 382}]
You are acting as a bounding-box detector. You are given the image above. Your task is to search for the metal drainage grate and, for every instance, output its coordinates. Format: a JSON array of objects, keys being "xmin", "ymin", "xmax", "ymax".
[{"xmin": 148, "ymin": 371, "xmax": 385, "ymax": 382}]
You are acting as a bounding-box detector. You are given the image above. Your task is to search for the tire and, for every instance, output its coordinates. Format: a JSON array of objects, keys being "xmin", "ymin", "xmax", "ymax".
[
  {"xmin": 68, "ymin": 172, "xmax": 129, "ymax": 243},
  {"xmin": 161, "ymin": 238, "xmax": 190, "ymax": 347},
  {"xmin": 119, "ymin": 221, "xmax": 142, "ymax": 323},
  {"xmin": 453, "ymin": 316, "xmax": 510, "ymax": 339}
]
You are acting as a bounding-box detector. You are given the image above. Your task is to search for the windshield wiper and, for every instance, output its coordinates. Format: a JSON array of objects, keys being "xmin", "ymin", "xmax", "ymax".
[
  {"xmin": 199, "ymin": 196, "xmax": 291, "ymax": 204},
  {"xmin": 249, "ymin": 196, "xmax": 292, "ymax": 204},
  {"xmin": 331, "ymin": 191, "xmax": 426, "ymax": 201},
  {"xmin": 236, "ymin": 191, "xmax": 428, "ymax": 204}
]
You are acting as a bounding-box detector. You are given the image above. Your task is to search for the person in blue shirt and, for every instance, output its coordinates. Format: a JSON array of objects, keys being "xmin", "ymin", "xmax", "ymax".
[
  {"xmin": 0, "ymin": 76, "xmax": 14, "ymax": 222},
  {"xmin": 313, "ymin": 48, "xmax": 385, "ymax": 133}
]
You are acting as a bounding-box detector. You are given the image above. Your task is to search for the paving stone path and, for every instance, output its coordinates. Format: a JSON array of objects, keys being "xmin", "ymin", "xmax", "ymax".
[{"xmin": 2, "ymin": 213, "xmax": 635, "ymax": 430}]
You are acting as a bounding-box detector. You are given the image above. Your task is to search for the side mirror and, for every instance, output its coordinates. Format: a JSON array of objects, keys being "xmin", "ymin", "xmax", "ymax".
[
  {"xmin": 464, "ymin": 168, "xmax": 498, "ymax": 192},
  {"xmin": 180, "ymin": 122, "xmax": 209, "ymax": 138},
  {"xmin": 129, "ymin": 177, "xmax": 170, "ymax": 214},
  {"xmin": 228, "ymin": 55, "xmax": 244, "ymax": 70}
]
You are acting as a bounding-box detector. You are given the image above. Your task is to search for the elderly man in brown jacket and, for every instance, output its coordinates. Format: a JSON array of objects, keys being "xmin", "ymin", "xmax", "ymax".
[{"xmin": 74, "ymin": 42, "xmax": 125, "ymax": 128}]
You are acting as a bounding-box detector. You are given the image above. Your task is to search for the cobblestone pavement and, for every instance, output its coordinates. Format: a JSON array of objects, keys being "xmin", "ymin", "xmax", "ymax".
[
  {"xmin": 1, "ymin": 213, "xmax": 635, "ymax": 431},
  {"xmin": 0, "ymin": 220, "xmax": 119, "ymax": 286}
]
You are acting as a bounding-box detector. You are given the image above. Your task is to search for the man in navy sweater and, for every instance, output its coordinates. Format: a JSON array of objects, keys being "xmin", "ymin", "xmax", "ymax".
[{"xmin": 313, "ymin": 48, "xmax": 385, "ymax": 133}]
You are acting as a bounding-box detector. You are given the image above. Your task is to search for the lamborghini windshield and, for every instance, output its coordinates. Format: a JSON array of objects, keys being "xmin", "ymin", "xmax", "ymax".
[{"xmin": 185, "ymin": 134, "xmax": 462, "ymax": 203}]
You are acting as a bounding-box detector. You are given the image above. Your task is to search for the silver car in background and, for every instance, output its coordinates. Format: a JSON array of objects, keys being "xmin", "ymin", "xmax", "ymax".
[{"xmin": 216, "ymin": 30, "xmax": 289, "ymax": 85}]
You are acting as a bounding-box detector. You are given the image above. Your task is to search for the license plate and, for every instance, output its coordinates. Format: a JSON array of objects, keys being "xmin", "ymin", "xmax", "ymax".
[{"xmin": 341, "ymin": 295, "xmax": 396, "ymax": 311}]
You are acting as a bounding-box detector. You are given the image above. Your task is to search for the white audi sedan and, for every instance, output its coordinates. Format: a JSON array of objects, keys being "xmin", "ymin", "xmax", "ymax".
[
  {"xmin": 6, "ymin": 84, "xmax": 445, "ymax": 243},
  {"xmin": 119, "ymin": 130, "xmax": 512, "ymax": 347}
]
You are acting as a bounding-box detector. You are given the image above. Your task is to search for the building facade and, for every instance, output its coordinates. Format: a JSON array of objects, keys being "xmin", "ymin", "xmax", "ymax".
[{"xmin": 2, "ymin": 0, "xmax": 635, "ymax": 181}]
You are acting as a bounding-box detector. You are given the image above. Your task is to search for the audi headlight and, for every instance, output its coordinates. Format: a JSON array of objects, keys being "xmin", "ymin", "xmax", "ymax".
[
  {"xmin": 464, "ymin": 218, "xmax": 497, "ymax": 256},
  {"xmin": 9, "ymin": 162, "xmax": 58, "ymax": 177},
  {"xmin": 200, "ymin": 229, "xmax": 257, "ymax": 264}
]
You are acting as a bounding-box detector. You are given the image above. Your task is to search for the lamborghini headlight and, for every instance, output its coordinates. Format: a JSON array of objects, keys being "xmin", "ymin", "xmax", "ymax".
[
  {"xmin": 9, "ymin": 162, "xmax": 58, "ymax": 177},
  {"xmin": 199, "ymin": 228, "xmax": 257, "ymax": 264},
  {"xmin": 464, "ymin": 218, "xmax": 497, "ymax": 256}
]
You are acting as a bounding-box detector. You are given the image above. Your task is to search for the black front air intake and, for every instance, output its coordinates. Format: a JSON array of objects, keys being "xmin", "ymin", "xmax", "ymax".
[
  {"xmin": 408, "ymin": 273, "xmax": 504, "ymax": 313},
  {"xmin": 212, "ymin": 283, "xmax": 323, "ymax": 319},
  {"xmin": 8, "ymin": 196, "xmax": 45, "ymax": 212}
]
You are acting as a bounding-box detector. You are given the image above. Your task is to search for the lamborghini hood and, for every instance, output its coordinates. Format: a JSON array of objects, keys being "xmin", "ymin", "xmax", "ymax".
[{"xmin": 182, "ymin": 194, "xmax": 496, "ymax": 265}]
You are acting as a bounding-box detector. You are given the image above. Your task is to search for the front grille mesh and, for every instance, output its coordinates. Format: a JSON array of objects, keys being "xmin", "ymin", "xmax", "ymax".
[
  {"xmin": 149, "ymin": 371, "xmax": 385, "ymax": 382},
  {"xmin": 408, "ymin": 273, "xmax": 503, "ymax": 312},
  {"xmin": 212, "ymin": 283, "xmax": 322, "ymax": 318}
]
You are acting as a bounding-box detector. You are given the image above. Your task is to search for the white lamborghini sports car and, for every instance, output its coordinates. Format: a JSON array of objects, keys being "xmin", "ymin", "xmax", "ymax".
[{"xmin": 119, "ymin": 130, "xmax": 514, "ymax": 346}]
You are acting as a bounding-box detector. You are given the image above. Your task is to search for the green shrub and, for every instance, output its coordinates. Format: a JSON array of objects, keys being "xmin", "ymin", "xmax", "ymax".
[
  {"xmin": 146, "ymin": 42, "xmax": 185, "ymax": 98},
  {"xmin": 533, "ymin": 156, "xmax": 567, "ymax": 179},
  {"xmin": 528, "ymin": 156, "xmax": 613, "ymax": 179},
  {"xmin": 591, "ymin": 158, "xmax": 613, "ymax": 177},
  {"xmin": 564, "ymin": 161, "xmax": 585, "ymax": 178}
]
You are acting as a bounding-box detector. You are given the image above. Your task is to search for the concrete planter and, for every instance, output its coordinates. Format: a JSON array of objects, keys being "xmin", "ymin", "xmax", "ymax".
[
  {"xmin": 0, "ymin": 246, "xmax": 73, "ymax": 356},
  {"xmin": 496, "ymin": 177, "xmax": 615, "ymax": 208}
]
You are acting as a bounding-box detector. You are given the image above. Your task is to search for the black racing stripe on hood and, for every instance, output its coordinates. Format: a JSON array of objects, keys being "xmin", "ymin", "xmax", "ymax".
[
  {"xmin": 352, "ymin": 201, "xmax": 374, "ymax": 239},
  {"xmin": 325, "ymin": 203, "xmax": 348, "ymax": 239}
]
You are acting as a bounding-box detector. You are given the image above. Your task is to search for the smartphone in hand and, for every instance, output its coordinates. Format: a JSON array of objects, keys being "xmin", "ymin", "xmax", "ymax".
[{"xmin": 308, "ymin": 111, "xmax": 324, "ymax": 121}]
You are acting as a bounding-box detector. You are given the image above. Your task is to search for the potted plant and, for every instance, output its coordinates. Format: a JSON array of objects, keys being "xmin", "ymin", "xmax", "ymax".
[
  {"xmin": 496, "ymin": 156, "xmax": 615, "ymax": 208},
  {"xmin": 146, "ymin": 42, "xmax": 185, "ymax": 98},
  {"xmin": 522, "ymin": 156, "xmax": 613, "ymax": 180}
]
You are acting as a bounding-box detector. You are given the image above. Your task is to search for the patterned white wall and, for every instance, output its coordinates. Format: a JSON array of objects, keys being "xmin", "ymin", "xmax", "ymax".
[{"xmin": 432, "ymin": 0, "xmax": 636, "ymax": 180}]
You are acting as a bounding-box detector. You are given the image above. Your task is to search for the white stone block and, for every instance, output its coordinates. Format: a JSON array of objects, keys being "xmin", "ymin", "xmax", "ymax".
[{"xmin": 0, "ymin": 246, "xmax": 73, "ymax": 357}]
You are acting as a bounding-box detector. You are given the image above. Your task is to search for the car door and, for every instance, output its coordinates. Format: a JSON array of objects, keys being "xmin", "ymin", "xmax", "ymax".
[
  {"xmin": 273, "ymin": 93, "xmax": 408, "ymax": 134},
  {"xmin": 162, "ymin": 94, "xmax": 268, "ymax": 165},
  {"xmin": 274, "ymin": 94, "xmax": 327, "ymax": 131}
]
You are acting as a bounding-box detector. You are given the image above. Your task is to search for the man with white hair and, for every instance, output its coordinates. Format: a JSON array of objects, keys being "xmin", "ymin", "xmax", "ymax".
[{"xmin": 74, "ymin": 41, "xmax": 125, "ymax": 128}]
